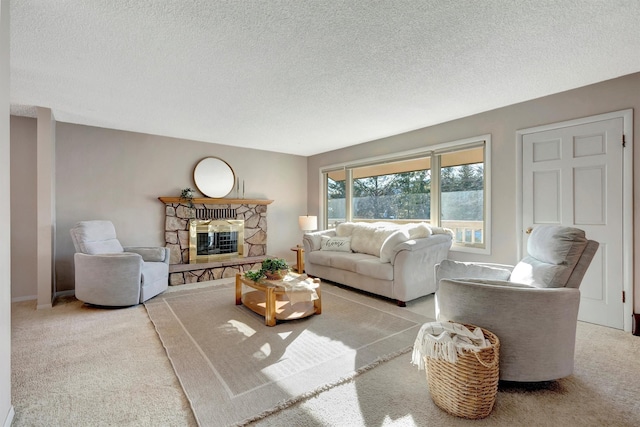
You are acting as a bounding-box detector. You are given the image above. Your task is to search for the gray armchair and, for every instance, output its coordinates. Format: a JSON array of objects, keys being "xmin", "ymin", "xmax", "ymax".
[
  {"xmin": 434, "ymin": 226, "xmax": 598, "ymax": 382},
  {"xmin": 70, "ymin": 220, "xmax": 169, "ymax": 306}
]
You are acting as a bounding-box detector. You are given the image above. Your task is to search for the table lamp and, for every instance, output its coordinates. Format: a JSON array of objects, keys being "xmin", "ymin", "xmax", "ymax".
[
  {"xmin": 294, "ymin": 215, "xmax": 317, "ymax": 273},
  {"xmin": 298, "ymin": 215, "xmax": 318, "ymax": 233}
]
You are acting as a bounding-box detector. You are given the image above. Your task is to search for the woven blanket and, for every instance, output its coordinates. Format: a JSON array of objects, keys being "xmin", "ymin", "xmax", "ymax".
[
  {"xmin": 411, "ymin": 321, "xmax": 489, "ymax": 369},
  {"xmin": 274, "ymin": 274, "xmax": 319, "ymax": 305}
]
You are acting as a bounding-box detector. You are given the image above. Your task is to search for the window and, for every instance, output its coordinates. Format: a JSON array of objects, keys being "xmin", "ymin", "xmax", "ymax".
[
  {"xmin": 439, "ymin": 146, "xmax": 485, "ymax": 249},
  {"xmin": 326, "ymin": 173, "xmax": 346, "ymax": 229},
  {"xmin": 321, "ymin": 135, "xmax": 490, "ymax": 253}
]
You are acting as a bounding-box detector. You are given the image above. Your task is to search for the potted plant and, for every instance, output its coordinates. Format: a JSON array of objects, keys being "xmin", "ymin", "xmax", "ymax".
[
  {"xmin": 180, "ymin": 187, "xmax": 195, "ymax": 208},
  {"xmin": 244, "ymin": 258, "xmax": 290, "ymax": 281},
  {"xmin": 262, "ymin": 258, "xmax": 290, "ymax": 280}
]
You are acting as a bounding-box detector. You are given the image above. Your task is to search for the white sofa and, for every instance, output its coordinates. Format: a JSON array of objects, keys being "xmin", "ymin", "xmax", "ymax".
[{"xmin": 303, "ymin": 222, "xmax": 453, "ymax": 306}]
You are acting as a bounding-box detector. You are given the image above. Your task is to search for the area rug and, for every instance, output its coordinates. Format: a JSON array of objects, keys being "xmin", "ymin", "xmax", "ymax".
[{"xmin": 144, "ymin": 280, "xmax": 433, "ymax": 427}]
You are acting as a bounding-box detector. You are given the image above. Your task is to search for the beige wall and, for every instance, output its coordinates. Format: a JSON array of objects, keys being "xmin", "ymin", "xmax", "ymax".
[
  {"xmin": 10, "ymin": 116, "xmax": 38, "ymax": 301},
  {"xmin": 52, "ymin": 123, "xmax": 308, "ymax": 291},
  {"xmin": 0, "ymin": 0, "xmax": 13, "ymax": 423},
  {"xmin": 307, "ymin": 72, "xmax": 640, "ymax": 314}
]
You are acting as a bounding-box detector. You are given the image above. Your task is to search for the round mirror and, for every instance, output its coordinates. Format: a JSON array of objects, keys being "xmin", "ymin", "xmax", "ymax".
[{"xmin": 193, "ymin": 157, "xmax": 236, "ymax": 198}]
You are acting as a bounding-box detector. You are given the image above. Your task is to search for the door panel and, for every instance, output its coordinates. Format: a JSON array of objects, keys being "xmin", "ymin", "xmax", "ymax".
[{"xmin": 522, "ymin": 117, "xmax": 624, "ymax": 329}]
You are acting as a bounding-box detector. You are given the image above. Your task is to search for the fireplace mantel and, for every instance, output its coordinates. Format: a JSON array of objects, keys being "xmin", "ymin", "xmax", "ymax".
[{"xmin": 158, "ymin": 197, "xmax": 273, "ymax": 205}]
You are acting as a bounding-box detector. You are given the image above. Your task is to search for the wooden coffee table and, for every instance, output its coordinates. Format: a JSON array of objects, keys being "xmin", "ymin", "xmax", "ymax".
[{"xmin": 235, "ymin": 272, "xmax": 322, "ymax": 326}]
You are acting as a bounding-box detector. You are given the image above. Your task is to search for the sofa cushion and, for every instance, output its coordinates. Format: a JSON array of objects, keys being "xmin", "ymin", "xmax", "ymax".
[
  {"xmin": 306, "ymin": 250, "xmax": 334, "ymax": 267},
  {"xmin": 321, "ymin": 236, "xmax": 352, "ymax": 252},
  {"xmin": 330, "ymin": 252, "xmax": 372, "ymax": 271},
  {"xmin": 355, "ymin": 258, "xmax": 394, "ymax": 280}
]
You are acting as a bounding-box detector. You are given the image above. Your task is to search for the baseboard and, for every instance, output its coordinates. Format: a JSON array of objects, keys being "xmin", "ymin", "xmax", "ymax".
[
  {"xmin": 3, "ymin": 406, "xmax": 14, "ymax": 427},
  {"xmin": 11, "ymin": 295, "xmax": 37, "ymax": 303},
  {"xmin": 633, "ymin": 313, "xmax": 640, "ymax": 336}
]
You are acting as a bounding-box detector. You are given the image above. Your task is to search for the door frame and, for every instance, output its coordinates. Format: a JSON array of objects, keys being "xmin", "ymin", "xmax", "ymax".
[{"xmin": 516, "ymin": 109, "xmax": 633, "ymax": 332}]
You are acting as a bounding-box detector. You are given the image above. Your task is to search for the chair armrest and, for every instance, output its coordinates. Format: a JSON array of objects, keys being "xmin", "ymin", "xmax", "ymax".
[
  {"xmin": 303, "ymin": 230, "xmax": 336, "ymax": 252},
  {"xmin": 123, "ymin": 246, "xmax": 169, "ymax": 264},
  {"xmin": 435, "ymin": 259, "xmax": 514, "ymax": 284},
  {"xmin": 436, "ymin": 278, "xmax": 580, "ymax": 321},
  {"xmin": 436, "ymin": 278, "xmax": 581, "ymax": 381},
  {"xmin": 74, "ymin": 252, "xmax": 143, "ymax": 305}
]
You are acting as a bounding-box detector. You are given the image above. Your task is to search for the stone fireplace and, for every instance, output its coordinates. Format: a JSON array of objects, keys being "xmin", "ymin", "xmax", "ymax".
[{"xmin": 159, "ymin": 197, "xmax": 273, "ymax": 285}]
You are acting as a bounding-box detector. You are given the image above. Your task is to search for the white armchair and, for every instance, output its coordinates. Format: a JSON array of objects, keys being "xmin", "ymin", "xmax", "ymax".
[
  {"xmin": 434, "ymin": 226, "xmax": 598, "ymax": 382},
  {"xmin": 70, "ymin": 220, "xmax": 169, "ymax": 306}
]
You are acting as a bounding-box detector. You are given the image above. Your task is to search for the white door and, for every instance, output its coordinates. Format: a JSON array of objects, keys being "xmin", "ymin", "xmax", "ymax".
[{"xmin": 521, "ymin": 117, "xmax": 625, "ymax": 329}]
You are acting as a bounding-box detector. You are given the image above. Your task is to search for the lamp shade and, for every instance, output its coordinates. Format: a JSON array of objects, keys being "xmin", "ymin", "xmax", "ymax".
[{"xmin": 298, "ymin": 215, "xmax": 318, "ymax": 232}]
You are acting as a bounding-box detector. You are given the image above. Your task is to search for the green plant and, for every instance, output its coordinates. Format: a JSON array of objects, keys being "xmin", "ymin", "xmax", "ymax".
[
  {"xmin": 244, "ymin": 258, "xmax": 290, "ymax": 282},
  {"xmin": 261, "ymin": 258, "xmax": 289, "ymax": 273},
  {"xmin": 244, "ymin": 269, "xmax": 264, "ymax": 282}
]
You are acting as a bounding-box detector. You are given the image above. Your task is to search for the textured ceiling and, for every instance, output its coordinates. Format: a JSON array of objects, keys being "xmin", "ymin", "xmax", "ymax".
[{"xmin": 9, "ymin": 1, "xmax": 640, "ymax": 156}]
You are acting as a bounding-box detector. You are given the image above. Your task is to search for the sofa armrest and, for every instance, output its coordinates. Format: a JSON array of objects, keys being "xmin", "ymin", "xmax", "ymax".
[
  {"xmin": 124, "ymin": 246, "xmax": 170, "ymax": 264},
  {"xmin": 389, "ymin": 234, "xmax": 451, "ymax": 265},
  {"xmin": 434, "ymin": 259, "xmax": 514, "ymax": 284},
  {"xmin": 303, "ymin": 230, "xmax": 336, "ymax": 252},
  {"xmin": 391, "ymin": 234, "xmax": 453, "ymax": 302}
]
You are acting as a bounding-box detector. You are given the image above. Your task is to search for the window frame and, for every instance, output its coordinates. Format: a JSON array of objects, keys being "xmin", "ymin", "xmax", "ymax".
[{"xmin": 319, "ymin": 134, "xmax": 491, "ymax": 255}]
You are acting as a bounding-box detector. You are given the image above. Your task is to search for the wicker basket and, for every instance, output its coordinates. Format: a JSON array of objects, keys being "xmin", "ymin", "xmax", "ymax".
[
  {"xmin": 424, "ymin": 323, "xmax": 500, "ymax": 419},
  {"xmin": 264, "ymin": 269, "xmax": 289, "ymax": 280}
]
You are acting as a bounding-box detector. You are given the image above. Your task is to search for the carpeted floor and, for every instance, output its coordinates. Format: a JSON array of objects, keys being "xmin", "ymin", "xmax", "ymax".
[
  {"xmin": 11, "ymin": 278, "xmax": 640, "ymax": 426},
  {"xmin": 11, "ymin": 293, "xmax": 197, "ymax": 426}
]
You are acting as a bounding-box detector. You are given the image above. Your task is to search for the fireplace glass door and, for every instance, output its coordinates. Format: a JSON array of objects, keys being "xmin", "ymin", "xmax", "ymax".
[{"xmin": 189, "ymin": 220, "xmax": 244, "ymax": 263}]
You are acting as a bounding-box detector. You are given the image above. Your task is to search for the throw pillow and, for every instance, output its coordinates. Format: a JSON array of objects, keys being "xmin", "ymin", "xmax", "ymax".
[
  {"xmin": 404, "ymin": 222, "xmax": 432, "ymax": 239},
  {"xmin": 321, "ymin": 236, "xmax": 352, "ymax": 252},
  {"xmin": 379, "ymin": 229, "xmax": 411, "ymax": 263},
  {"xmin": 350, "ymin": 222, "xmax": 399, "ymax": 256},
  {"xmin": 335, "ymin": 222, "xmax": 356, "ymax": 237},
  {"xmin": 510, "ymin": 256, "xmax": 570, "ymax": 288}
]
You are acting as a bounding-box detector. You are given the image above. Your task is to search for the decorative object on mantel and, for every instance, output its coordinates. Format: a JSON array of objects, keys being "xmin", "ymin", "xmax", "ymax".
[
  {"xmin": 245, "ymin": 257, "xmax": 290, "ymax": 281},
  {"xmin": 193, "ymin": 156, "xmax": 236, "ymax": 198},
  {"xmin": 180, "ymin": 187, "xmax": 195, "ymax": 208},
  {"xmin": 235, "ymin": 177, "xmax": 246, "ymax": 199}
]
